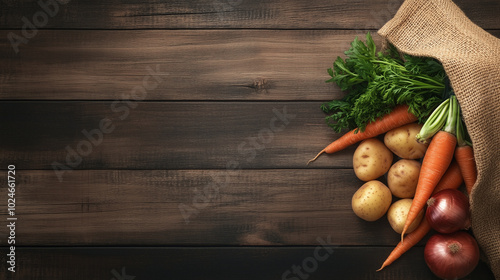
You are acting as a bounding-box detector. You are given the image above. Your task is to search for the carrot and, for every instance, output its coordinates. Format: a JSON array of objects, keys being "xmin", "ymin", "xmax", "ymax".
[
  {"xmin": 377, "ymin": 160, "xmax": 463, "ymax": 271},
  {"xmin": 432, "ymin": 160, "xmax": 463, "ymax": 194},
  {"xmin": 377, "ymin": 219, "xmax": 432, "ymax": 271},
  {"xmin": 307, "ymin": 105, "xmax": 417, "ymax": 164},
  {"xmin": 401, "ymin": 131, "xmax": 456, "ymax": 240},
  {"xmin": 455, "ymin": 145, "xmax": 477, "ymax": 195},
  {"xmin": 401, "ymin": 96, "xmax": 460, "ymax": 241},
  {"xmin": 454, "ymin": 117, "xmax": 477, "ymax": 195}
]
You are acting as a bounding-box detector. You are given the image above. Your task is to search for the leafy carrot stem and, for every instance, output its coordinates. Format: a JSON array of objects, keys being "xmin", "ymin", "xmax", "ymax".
[
  {"xmin": 416, "ymin": 98, "xmax": 449, "ymax": 143},
  {"xmin": 443, "ymin": 95, "xmax": 459, "ymax": 135},
  {"xmin": 455, "ymin": 115, "xmax": 472, "ymax": 147}
]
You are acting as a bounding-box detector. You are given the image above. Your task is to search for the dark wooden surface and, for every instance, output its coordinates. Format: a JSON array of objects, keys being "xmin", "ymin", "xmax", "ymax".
[{"xmin": 1, "ymin": 0, "xmax": 498, "ymax": 279}]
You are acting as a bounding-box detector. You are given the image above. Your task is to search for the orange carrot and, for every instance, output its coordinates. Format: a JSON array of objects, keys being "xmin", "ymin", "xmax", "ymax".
[
  {"xmin": 455, "ymin": 145, "xmax": 477, "ymax": 195},
  {"xmin": 432, "ymin": 160, "xmax": 463, "ymax": 194},
  {"xmin": 454, "ymin": 113, "xmax": 477, "ymax": 195},
  {"xmin": 377, "ymin": 160, "xmax": 463, "ymax": 271},
  {"xmin": 377, "ymin": 219, "xmax": 432, "ymax": 271},
  {"xmin": 401, "ymin": 96, "xmax": 460, "ymax": 241},
  {"xmin": 307, "ymin": 105, "xmax": 417, "ymax": 164},
  {"xmin": 401, "ymin": 130, "xmax": 457, "ymax": 241}
]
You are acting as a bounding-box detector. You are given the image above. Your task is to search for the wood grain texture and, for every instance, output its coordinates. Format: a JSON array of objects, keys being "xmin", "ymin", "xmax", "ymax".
[
  {"xmin": 2, "ymin": 29, "xmax": 499, "ymax": 100},
  {"xmin": 1, "ymin": 0, "xmax": 499, "ymax": 30},
  {"xmin": 0, "ymin": 169, "xmax": 411, "ymax": 246},
  {"xmin": 0, "ymin": 29, "xmax": 362, "ymax": 100},
  {"xmin": 0, "ymin": 247, "xmax": 494, "ymax": 280},
  {"xmin": 0, "ymin": 101, "xmax": 353, "ymax": 170},
  {"xmin": 1, "ymin": 0, "xmax": 497, "ymax": 278}
]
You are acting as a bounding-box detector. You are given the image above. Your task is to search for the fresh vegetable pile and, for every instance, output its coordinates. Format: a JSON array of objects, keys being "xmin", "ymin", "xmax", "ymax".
[{"xmin": 311, "ymin": 33, "xmax": 480, "ymax": 280}]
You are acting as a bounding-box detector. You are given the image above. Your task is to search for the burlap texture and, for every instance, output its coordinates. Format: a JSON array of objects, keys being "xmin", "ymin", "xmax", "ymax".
[{"xmin": 378, "ymin": 0, "xmax": 500, "ymax": 278}]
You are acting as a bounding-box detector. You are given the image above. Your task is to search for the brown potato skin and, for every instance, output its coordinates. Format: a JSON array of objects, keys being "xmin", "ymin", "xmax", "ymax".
[
  {"xmin": 387, "ymin": 198, "xmax": 424, "ymax": 234},
  {"xmin": 387, "ymin": 159, "xmax": 421, "ymax": 198},
  {"xmin": 384, "ymin": 123, "xmax": 428, "ymax": 159},
  {"xmin": 352, "ymin": 180, "xmax": 393, "ymax": 222},
  {"xmin": 353, "ymin": 138, "xmax": 393, "ymax": 182}
]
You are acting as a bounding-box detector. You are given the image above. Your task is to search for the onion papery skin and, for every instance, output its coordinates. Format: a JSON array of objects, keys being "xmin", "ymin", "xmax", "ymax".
[
  {"xmin": 424, "ymin": 231, "xmax": 480, "ymax": 280},
  {"xmin": 426, "ymin": 189, "xmax": 471, "ymax": 234}
]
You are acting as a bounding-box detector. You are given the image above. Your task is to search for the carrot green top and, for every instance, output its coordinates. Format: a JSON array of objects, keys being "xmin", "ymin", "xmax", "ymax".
[
  {"xmin": 416, "ymin": 95, "xmax": 461, "ymax": 144},
  {"xmin": 322, "ymin": 32, "xmax": 450, "ymax": 133}
]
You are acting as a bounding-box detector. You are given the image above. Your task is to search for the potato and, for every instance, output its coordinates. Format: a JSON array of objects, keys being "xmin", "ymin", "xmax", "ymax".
[
  {"xmin": 353, "ymin": 138, "xmax": 393, "ymax": 181},
  {"xmin": 351, "ymin": 180, "xmax": 392, "ymax": 222},
  {"xmin": 387, "ymin": 198, "xmax": 424, "ymax": 234},
  {"xmin": 387, "ymin": 159, "xmax": 421, "ymax": 198},
  {"xmin": 384, "ymin": 123, "xmax": 429, "ymax": 159}
]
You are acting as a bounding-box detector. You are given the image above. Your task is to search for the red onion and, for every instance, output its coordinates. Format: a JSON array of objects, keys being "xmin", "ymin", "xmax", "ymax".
[
  {"xmin": 426, "ymin": 189, "xmax": 471, "ymax": 234},
  {"xmin": 424, "ymin": 231, "xmax": 480, "ymax": 280}
]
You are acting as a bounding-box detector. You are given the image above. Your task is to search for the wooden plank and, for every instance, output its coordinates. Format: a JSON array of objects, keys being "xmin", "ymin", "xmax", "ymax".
[
  {"xmin": 0, "ymin": 246, "xmax": 494, "ymax": 279},
  {"xmin": 0, "ymin": 169, "xmax": 416, "ymax": 246},
  {"xmin": 1, "ymin": 0, "xmax": 499, "ymax": 30},
  {"xmin": 0, "ymin": 29, "xmax": 361, "ymax": 100},
  {"xmin": 2, "ymin": 29, "xmax": 500, "ymax": 100},
  {"xmin": 0, "ymin": 30, "xmax": 500, "ymax": 101},
  {"xmin": 2, "ymin": 29, "xmax": 500, "ymax": 101},
  {"xmin": 0, "ymin": 101, "xmax": 353, "ymax": 170}
]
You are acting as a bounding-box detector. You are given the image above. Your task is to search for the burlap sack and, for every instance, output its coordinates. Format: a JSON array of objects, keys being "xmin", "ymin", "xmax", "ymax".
[{"xmin": 378, "ymin": 0, "xmax": 500, "ymax": 278}]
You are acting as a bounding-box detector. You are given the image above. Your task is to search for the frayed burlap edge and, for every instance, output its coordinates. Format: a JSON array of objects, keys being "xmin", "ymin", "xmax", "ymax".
[{"xmin": 378, "ymin": 0, "xmax": 500, "ymax": 279}]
